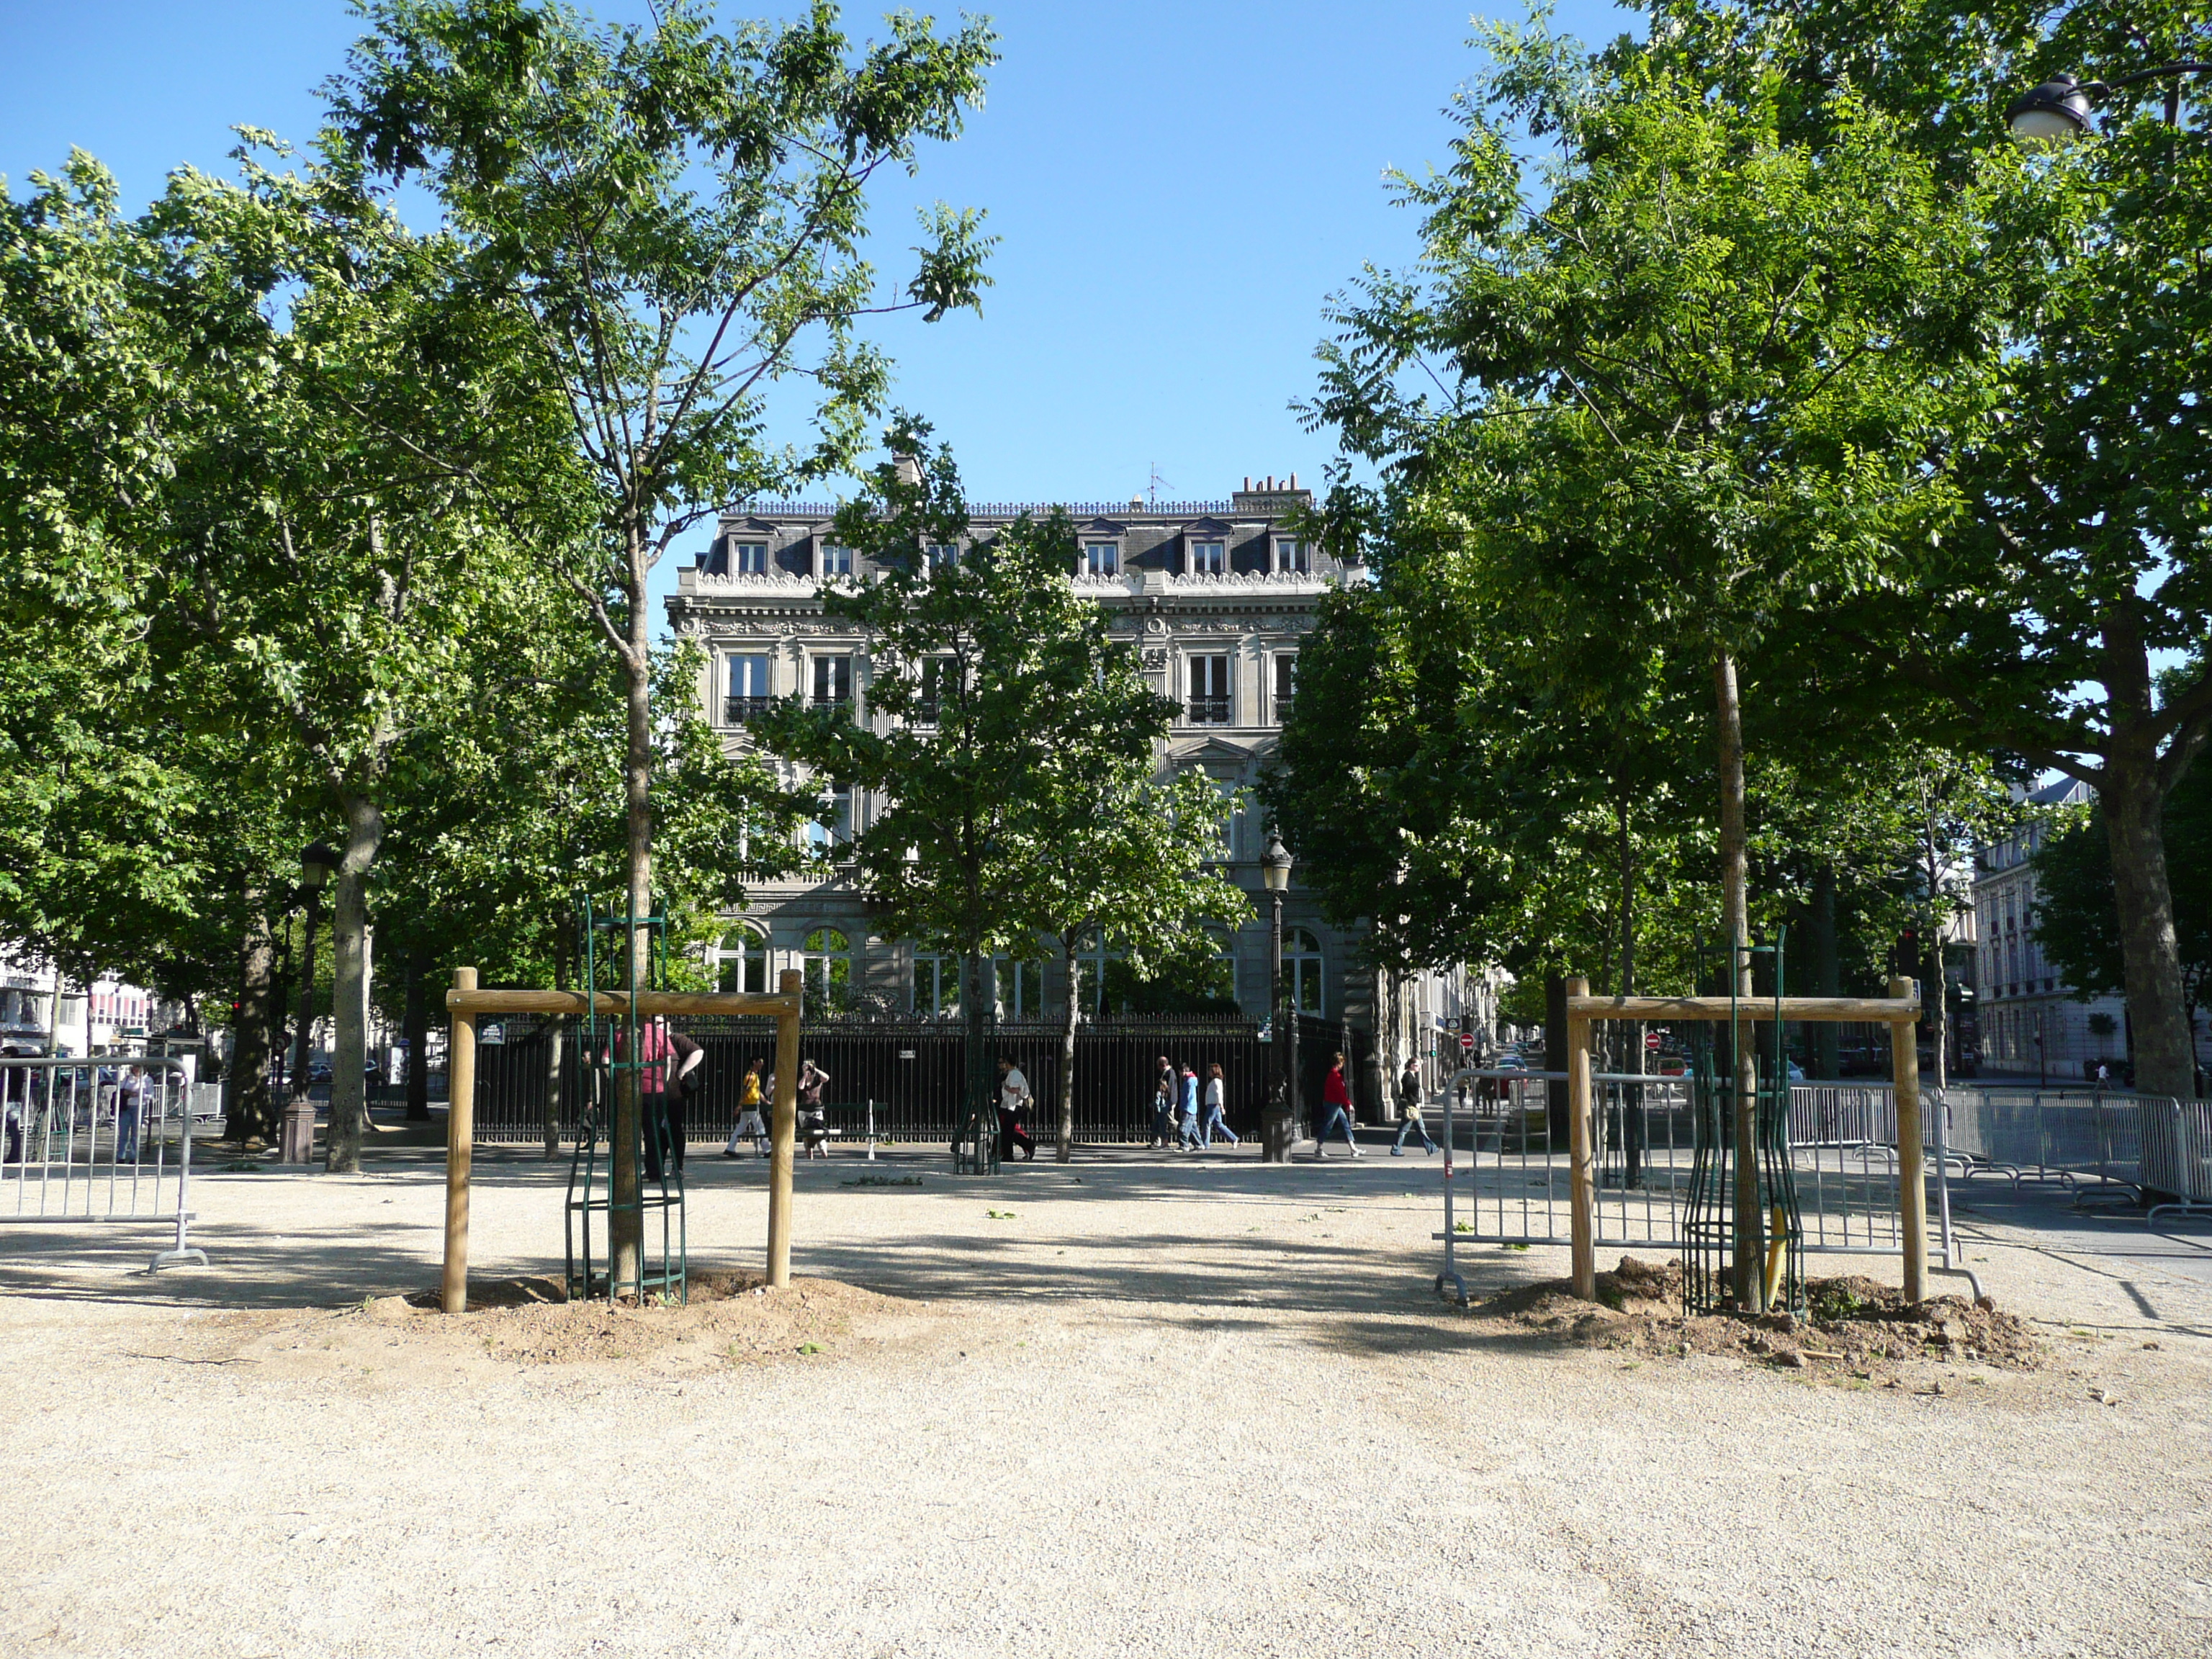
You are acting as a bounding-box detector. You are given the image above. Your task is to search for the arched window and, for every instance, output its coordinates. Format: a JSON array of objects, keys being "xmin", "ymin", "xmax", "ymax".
[
  {"xmin": 992, "ymin": 956, "xmax": 1043, "ymax": 1019},
  {"xmin": 1287, "ymin": 928, "xmax": 1323, "ymax": 1016},
  {"xmin": 716, "ymin": 927, "xmax": 769, "ymax": 995},
  {"xmin": 914, "ymin": 950, "xmax": 961, "ymax": 1017},
  {"xmin": 802, "ymin": 927, "xmax": 851, "ymax": 1010}
]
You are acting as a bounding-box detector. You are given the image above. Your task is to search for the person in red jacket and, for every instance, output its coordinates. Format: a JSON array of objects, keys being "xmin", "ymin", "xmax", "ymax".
[{"xmin": 1313, "ymin": 1052, "xmax": 1361, "ymax": 1159}]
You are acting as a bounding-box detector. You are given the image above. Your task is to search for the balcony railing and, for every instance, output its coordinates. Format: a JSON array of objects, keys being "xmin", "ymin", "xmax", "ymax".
[
  {"xmin": 1187, "ymin": 696, "xmax": 1233, "ymax": 726},
  {"xmin": 724, "ymin": 695, "xmax": 777, "ymax": 723}
]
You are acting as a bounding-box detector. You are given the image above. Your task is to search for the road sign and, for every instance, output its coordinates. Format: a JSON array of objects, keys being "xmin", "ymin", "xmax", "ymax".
[
  {"xmin": 1459, "ymin": 1031, "xmax": 1475, "ymax": 1053},
  {"xmin": 1645, "ymin": 1032, "xmax": 1661, "ymax": 1049}
]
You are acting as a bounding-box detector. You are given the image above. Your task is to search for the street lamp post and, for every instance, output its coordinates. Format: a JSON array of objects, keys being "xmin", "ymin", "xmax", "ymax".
[
  {"xmin": 279, "ymin": 842, "xmax": 338, "ymax": 1164},
  {"xmin": 1262, "ymin": 833, "xmax": 1295, "ymax": 1162}
]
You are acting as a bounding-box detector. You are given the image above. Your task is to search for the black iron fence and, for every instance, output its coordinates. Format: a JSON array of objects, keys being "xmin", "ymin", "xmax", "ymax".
[{"xmin": 470, "ymin": 1013, "xmax": 1368, "ymax": 1146}]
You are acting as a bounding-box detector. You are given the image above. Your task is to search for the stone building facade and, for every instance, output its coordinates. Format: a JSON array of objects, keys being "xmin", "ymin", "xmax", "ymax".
[
  {"xmin": 1972, "ymin": 778, "xmax": 2134, "ymax": 1082},
  {"xmin": 665, "ymin": 477, "xmax": 1503, "ymax": 1107}
]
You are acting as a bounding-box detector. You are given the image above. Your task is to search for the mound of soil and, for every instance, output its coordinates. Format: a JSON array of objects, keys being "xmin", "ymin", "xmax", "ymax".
[
  {"xmin": 1469, "ymin": 1255, "xmax": 2041, "ymax": 1385},
  {"xmin": 354, "ymin": 1271, "xmax": 912, "ymax": 1369}
]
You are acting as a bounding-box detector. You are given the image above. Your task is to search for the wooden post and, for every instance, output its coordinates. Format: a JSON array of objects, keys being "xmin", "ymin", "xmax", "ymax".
[
  {"xmin": 765, "ymin": 968, "xmax": 801, "ymax": 1288},
  {"xmin": 441, "ymin": 966, "xmax": 478, "ymax": 1314},
  {"xmin": 1890, "ymin": 976, "xmax": 1927, "ymax": 1304},
  {"xmin": 1565, "ymin": 976, "xmax": 1596, "ymax": 1301}
]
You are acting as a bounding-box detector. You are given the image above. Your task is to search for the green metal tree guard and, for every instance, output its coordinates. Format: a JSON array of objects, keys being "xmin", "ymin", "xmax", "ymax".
[
  {"xmin": 565, "ymin": 890, "xmax": 688, "ymax": 1303},
  {"xmin": 1683, "ymin": 930, "xmax": 1804, "ymax": 1318}
]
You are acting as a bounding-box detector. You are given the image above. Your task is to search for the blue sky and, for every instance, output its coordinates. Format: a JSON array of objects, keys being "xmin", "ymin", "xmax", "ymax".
[{"xmin": 0, "ymin": 0, "xmax": 1639, "ymax": 611}]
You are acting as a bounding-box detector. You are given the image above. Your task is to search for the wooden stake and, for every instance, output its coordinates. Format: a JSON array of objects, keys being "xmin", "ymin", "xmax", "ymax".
[
  {"xmin": 441, "ymin": 966, "xmax": 478, "ymax": 1315},
  {"xmin": 765, "ymin": 968, "xmax": 801, "ymax": 1289},
  {"xmin": 1891, "ymin": 976, "xmax": 1927, "ymax": 1304},
  {"xmin": 1565, "ymin": 976, "xmax": 1596, "ymax": 1301}
]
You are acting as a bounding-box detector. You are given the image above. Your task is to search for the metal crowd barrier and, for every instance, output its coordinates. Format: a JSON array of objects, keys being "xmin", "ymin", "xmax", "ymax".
[
  {"xmin": 1925, "ymin": 1087, "xmax": 2211, "ymax": 1226},
  {"xmin": 1, "ymin": 1056, "xmax": 209, "ymax": 1272},
  {"xmin": 1434, "ymin": 1069, "xmax": 1964, "ymax": 1305}
]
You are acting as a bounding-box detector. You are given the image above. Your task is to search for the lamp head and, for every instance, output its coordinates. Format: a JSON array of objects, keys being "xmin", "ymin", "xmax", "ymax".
[
  {"xmin": 299, "ymin": 841, "xmax": 339, "ymax": 894},
  {"xmin": 1262, "ymin": 832, "xmax": 1294, "ymax": 893},
  {"xmin": 2006, "ymin": 74, "xmax": 2096, "ymax": 143}
]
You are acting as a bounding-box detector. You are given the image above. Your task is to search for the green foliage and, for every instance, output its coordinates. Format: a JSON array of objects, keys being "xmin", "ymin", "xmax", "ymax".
[
  {"xmin": 756, "ymin": 421, "xmax": 1246, "ymax": 1010},
  {"xmin": 1277, "ymin": 24, "xmax": 2005, "ymax": 997},
  {"xmin": 321, "ymin": 0, "xmax": 999, "ymax": 946}
]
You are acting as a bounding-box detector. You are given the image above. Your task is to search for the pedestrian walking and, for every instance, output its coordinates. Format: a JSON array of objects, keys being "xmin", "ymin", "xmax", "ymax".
[
  {"xmin": 1200, "ymin": 1062, "xmax": 1238, "ymax": 1148},
  {"xmin": 997, "ymin": 1058, "xmax": 1036, "ymax": 1161},
  {"xmin": 798, "ymin": 1059, "xmax": 832, "ymax": 1158},
  {"xmin": 724, "ymin": 1060, "xmax": 769, "ymax": 1158},
  {"xmin": 1177, "ymin": 1063, "xmax": 1204, "ymax": 1151},
  {"xmin": 1151, "ymin": 1056, "xmax": 1175, "ymax": 1148},
  {"xmin": 1391, "ymin": 1058, "xmax": 1434, "ymax": 1156},
  {"xmin": 1313, "ymin": 1052, "xmax": 1361, "ymax": 1159},
  {"xmin": 114, "ymin": 1064, "xmax": 148, "ymax": 1164}
]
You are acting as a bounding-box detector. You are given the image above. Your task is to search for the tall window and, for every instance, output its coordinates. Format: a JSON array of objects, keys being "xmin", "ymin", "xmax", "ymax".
[
  {"xmin": 1188, "ymin": 539, "xmax": 1224, "ymax": 575},
  {"xmin": 804, "ymin": 782, "xmax": 852, "ymax": 860},
  {"xmin": 716, "ymin": 927, "xmax": 769, "ymax": 994},
  {"xmin": 915, "ymin": 657, "xmax": 951, "ymax": 727},
  {"xmin": 1274, "ymin": 538, "xmax": 1308, "ymax": 574},
  {"xmin": 993, "ymin": 957, "xmax": 1043, "ymax": 1018},
  {"xmin": 732, "ymin": 541, "xmax": 768, "ymax": 575},
  {"xmin": 1287, "ymin": 927, "xmax": 1324, "ymax": 1015},
  {"xmin": 802, "ymin": 927, "xmax": 851, "ymax": 1010},
  {"xmin": 1084, "ymin": 541, "xmax": 1120, "ymax": 576},
  {"xmin": 1075, "ymin": 930, "xmax": 1127, "ymax": 1015},
  {"xmin": 914, "ymin": 951, "xmax": 961, "ymax": 1017},
  {"xmin": 1272, "ymin": 654, "xmax": 1297, "ymax": 724},
  {"xmin": 811, "ymin": 655, "xmax": 852, "ymax": 707},
  {"xmin": 819, "ymin": 542, "xmax": 853, "ymax": 577},
  {"xmin": 1187, "ymin": 655, "xmax": 1231, "ymax": 725},
  {"xmin": 727, "ymin": 655, "xmax": 772, "ymax": 723},
  {"xmin": 926, "ymin": 542, "xmax": 960, "ymax": 571}
]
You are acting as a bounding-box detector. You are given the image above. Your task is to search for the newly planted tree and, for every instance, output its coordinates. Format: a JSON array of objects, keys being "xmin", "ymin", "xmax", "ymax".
[{"xmin": 323, "ymin": 0, "xmax": 994, "ymax": 1255}]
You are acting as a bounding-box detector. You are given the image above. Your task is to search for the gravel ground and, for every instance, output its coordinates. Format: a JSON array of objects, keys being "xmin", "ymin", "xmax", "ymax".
[{"xmin": 3, "ymin": 1138, "xmax": 2210, "ymax": 1658}]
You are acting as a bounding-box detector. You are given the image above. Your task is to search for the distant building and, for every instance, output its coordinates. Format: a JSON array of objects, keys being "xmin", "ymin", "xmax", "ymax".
[
  {"xmin": 0, "ymin": 955, "xmax": 171, "ymax": 1058},
  {"xmin": 1972, "ymin": 778, "xmax": 2132, "ymax": 1083},
  {"xmin": 665, "ymin": 475, "xmax": 1492, "ymax": 1108}
]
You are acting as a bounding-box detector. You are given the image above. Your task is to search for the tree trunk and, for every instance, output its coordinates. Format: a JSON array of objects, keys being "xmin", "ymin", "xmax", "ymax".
[
  {"xmin": 2103, "ymin": 753, "xmax": 2194, "ymax": 1100},
  {"xmin": 325, "ymin": 793, "xmax": 385, "ymax": 1174},
  {"xmin": 963, "ymin": 949, "xmax": 990, "ymax": 1165},
  {"xmin": 227, "ymin": 895, "xmax": 276, "ymax": 1146},
  {"xmin": 1544, "ymin": 972, "xmax": 1569, "ymax": 1145},
  {"xmin": 611, "ymin": 539, "xmax": 656, "ymax": 1292},
  {"xmin": 403, "ymin": 947, "xmax": 431, "ymax": 1122},
  {"xmin": 1057, "ymin": 940, "xmax": 1079, "ymax": 1162},
  {"xmin": 546, "ymin": 926, "xmax": 570, "ymax": 1156},
  {"xmin": 1712, "ymin": 647, "xmax": 1762, "ymax": 1308}
]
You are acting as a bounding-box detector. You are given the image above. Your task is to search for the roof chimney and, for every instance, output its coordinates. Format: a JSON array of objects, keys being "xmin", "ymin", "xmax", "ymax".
[
  {"xmin": 1243, "ymin": 476, "xmax": 1251, "ymax": 491},
  {"xmin": 1289, "ymin": 472, "xmax": 1298, "ymax": 489},
  {"xmin": 893, "ymin": 452, "xmax": 922, "ymax": 487}
]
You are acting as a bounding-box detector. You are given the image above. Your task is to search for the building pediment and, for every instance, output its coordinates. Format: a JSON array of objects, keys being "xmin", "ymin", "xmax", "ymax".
[
  {"xmin": 1079, "ymin": 518, "xmax": 1128, "ymax": 536},
  {"xmin": 1180, "ymin": 516, "xmax": 1233, "ymax": 536}
]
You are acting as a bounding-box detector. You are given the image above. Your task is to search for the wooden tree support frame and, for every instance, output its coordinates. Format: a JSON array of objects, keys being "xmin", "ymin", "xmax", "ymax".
[
  {"xmin": 1562, "ymin": 975, "xmax": 1927, "ymax": 1305},
  {"xmin": 439, "ymin": 966, "xmax": 806, "ymax": 1314}
]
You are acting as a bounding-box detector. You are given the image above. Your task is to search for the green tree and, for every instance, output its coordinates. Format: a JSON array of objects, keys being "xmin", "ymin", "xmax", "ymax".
[
  {"xmin": 1302, "ymin": 22, "xmax": 1988, "ymax": 1302},
  {"xmin": 322, "ymin": 0, "xmax": 994, "ymax": 1258},
  {"xmin": 1639, "ymin": 1, "xmax": 2212, "ymax": 1100},
  {"xmin": 756, "ymin": 427, "xmax": 1247, "ymax": 1159}
]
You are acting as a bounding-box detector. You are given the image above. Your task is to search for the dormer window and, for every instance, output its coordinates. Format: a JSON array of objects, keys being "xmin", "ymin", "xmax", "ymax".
[
  {"xmin": 732, "ymin": 541, "xmax": 768, "ymax": 575},
  {"xmin": 1084, "ymin": 541, "xmax": 1120, "ymax": 577},
  {"xmin": 926, "ymin": 543, "xmax": 960, "ymax": 572},
  {"xmin": 1274, "ymin": 538, "xmax": 1308, "ymax": 574},
  {"xmin": 1188, "ymin": 540, "xmax": 1224, "ymax": 576},
  {"xmin": 819, "ymin": 542, "xmax": 853, "ymax": 577}
]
